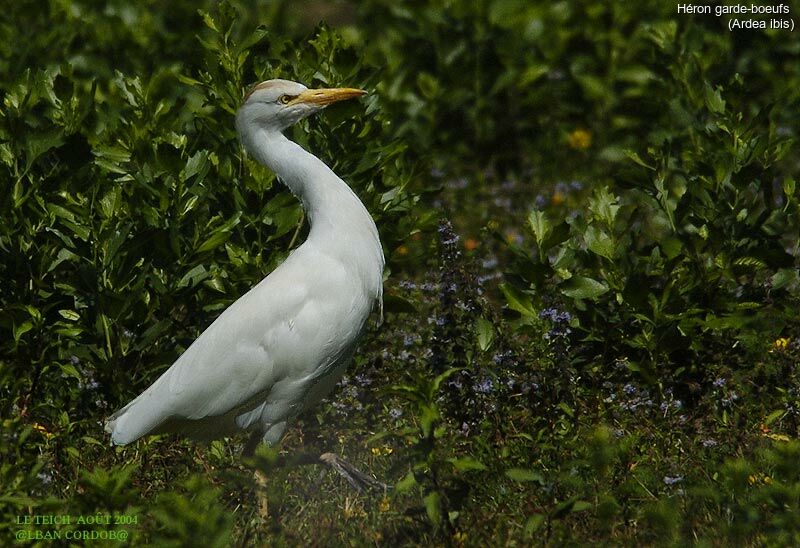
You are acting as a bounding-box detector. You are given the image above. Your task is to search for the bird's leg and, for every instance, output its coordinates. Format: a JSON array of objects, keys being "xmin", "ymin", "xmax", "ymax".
[
  {"xmin": 254, "ymin": 468, "xmax": 270, "ymax": 520},
  {"xmin": 317, "ymin": 452, "xmax": 388, "ymax": 493},
  {"xmin": 247, "ymin": 446, "xmax": 388, "ymax": 493},
  {"xmin": 246, "ymin": 431, "xmax": 271, "ymax": 518},
  {"xmin": 243, "ymin": 430, "xmax": 263, "ymax": 457}
]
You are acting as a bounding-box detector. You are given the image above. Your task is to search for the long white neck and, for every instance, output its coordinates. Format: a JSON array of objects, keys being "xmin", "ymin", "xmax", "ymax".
[{"xmin": 237, "ymin": 121, "xmax": 384, "ymax": 306}]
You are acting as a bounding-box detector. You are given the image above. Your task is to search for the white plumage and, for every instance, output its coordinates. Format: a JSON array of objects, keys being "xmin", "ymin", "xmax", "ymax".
[{"xmin": 105, "ymin": 79, "xmax": 384, "ymax": 454}]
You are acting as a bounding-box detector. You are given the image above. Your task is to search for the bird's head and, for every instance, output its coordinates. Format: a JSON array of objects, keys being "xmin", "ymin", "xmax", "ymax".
[{"xmin": 236, "ymin": 79, "xmax": 366, "ymax": 132}]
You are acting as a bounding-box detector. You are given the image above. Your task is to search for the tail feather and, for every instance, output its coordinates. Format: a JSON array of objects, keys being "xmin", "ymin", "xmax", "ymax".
[{"xmin": 104, "ymin": 391, "xmax": 169, "ymax": 445}]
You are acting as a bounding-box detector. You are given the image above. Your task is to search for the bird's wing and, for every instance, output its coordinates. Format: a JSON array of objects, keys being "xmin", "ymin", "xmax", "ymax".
[{"xmin": 106, "ymin": 256, "xmax": 314, "ymax": 445}]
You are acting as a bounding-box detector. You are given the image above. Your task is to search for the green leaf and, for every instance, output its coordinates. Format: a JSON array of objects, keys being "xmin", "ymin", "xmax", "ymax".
[
  {"xmin": 764, "ymin": 409, "xmax": 785, "ymax": 425},
  {"xmin": 528, "ymin": 209, "xmax": 551, "ymax": 248},
  {"xmin": 588, "ymin": 187, "xmax": 620, "ymax": 226},
  {"xmin": 771, "ymin": 268, "xmax": 798, "ymax": 290},
  {"xmin": 419, "ymin": 404, "xmax": 439, "ymax": 438},
  {"xmin": 524, "ymin": 514, "xmax": 546, "ymax": 536},
  {"xmin": 93, "ymin": 145, "xmax": 131, "ymax": 174},
  {"xmin": 551, "ymin": 497, "xmax": 580, "ymax": 520},
  {"xmin": 505, "ymin": 468, "xmax": 544, "ymax": 483},
  {"xmin": 585, "ymin": 225, "xmax": 615, "ymax": 260},
  {"xmin": 178, "ymin": 265, "xmax": 209, "ymax": 288},
  {"xmin": 424, "ymin": 491, "xmax": 442, "ymax": 527},
  {"xmin": 660, "ymin": 236, "xmax": 683, "ymax": 260},
  {"xmin": 561, "ymin": 276, "xmax": 609, "ymax": 300},
  {"xmin": 475, "ymin": 317, "xmax": 494, "ymax": 352},
  {"xmin": 57, "ymin": 309, "xmax": 80, "ymax": 321},
  {"xmin": 197, "ymin": 231, "xmax": 233, "ymax": 254},
  {"xmin": 99, "ymin": 187, "xmax": 122, "ymax": 219},
  {"xmin": 782, "ymin": 178, "xmax": 796, "ymax": 199},
  {"xmin": 500, "ymin": 283, "xmax": 536, "ymax": 316},
  {"xmin": 704, "ymin": 83, "xmax": 726, "ymax": 114},
  {"xmin": 557, "ymin": 402, "xmax": 575, "ymax": 418},
  {"xmin": 184, "ymin": 150, "xmax": 210, "ymax": 182},
  {"xmin": 624, "ymin": 150, "xmax": 655, "ymax": 170},
  {"xmin": 448, "ymin": 457, "xmax": 487, "ymax": 472},
  {"xmin": 394, "ymin": 471, "xmax": 417, "ymax": 493},
  {"xmin": 14, "ymin": 321, "xmax": 33, "ymax": 342}
]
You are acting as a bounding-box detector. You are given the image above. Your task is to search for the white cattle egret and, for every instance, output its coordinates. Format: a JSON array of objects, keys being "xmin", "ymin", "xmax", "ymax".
[{"xmin": 105, "ymin": 79, "xmax": 385, "ymax": 488}]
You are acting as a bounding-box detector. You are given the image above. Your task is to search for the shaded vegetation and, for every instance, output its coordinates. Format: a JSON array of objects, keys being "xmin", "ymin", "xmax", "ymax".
[{"xmin": 2, "ymin": 0, "xmax": 800, "ymax": 545}]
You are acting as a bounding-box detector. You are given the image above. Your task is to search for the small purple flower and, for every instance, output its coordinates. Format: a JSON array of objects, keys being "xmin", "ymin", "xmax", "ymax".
[
  {"xmin": 623, "ymin": 383, "xmax": 638, "ymax": 396},
  {"xmin": 477, "ymin": 273, "xmax": 502, "ymax": 285},
  {"xmin": 399, "ymin": 280, "xmax": 417, "ymax": 290},
  {"xmin": 446, "ymin": 177, "xmax": 469, "ymax": 189},
  {"xmin": 713, "ymin": 378, "xmax": 726, "ymax": 389},
  {"xmin": 389, "ymin": 408, "xmax": 403, "ymax": 419},
  {"xmin": 448, "ymin": 375, "xmax": 464, "ymax": 390},
  {"xmin": 494, "ymin": 197, "xmax": 512, "ymax": 209},
  {"xmin": 663, "ymin": 476, "xmax": 683, "ymax": 486},
  {"xmin": 482, "ymin": 257, "xmax": 498, "ymax": 270},
  {"xmin": 535, "ymin": 195, "xmax": 547, "ymax": 208},
  {"xmin": 37, "ymin": 471, "xmax": 53, "ymax": 485},
  {"xmin": 474, "ymin": 378, "xmax": 494, "ymax": 394},
  {"xmin": 539, "ymin": 307, "xmax": 558, "ymax": 322},
  {"xmin": 441, "ymin": 234, "xmax": 460, "ymax": 246},
  {"xmin": 701, "ymin": 439, "xmax": 718, "ymax": 448},
  {"xmin": 354, "ymin": 373, "xmax": 372, "ymax": 386},
  {"xmin": 569, "ymin": 180, "xmax": 584, "ymax": 191}
]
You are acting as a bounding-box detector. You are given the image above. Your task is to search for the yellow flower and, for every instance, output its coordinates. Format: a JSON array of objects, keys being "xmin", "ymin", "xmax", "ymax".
[
  {"xmin": 371, "ymin": 445, "xmax": 393, "ymax": 456},
  {"xmin": 379, "ymin": 497, "xmax": 390, "ymax": 512},
  {"xmin": 568, "ymin": 128, "xmax": 592, "ymax": 150},
  {"xmin": 505, "ymin": 230, "xmax": 521, "ymax": 244},
  {"xmin": 32, "ymin": 423, "xmax": 53, "ymax": 439},
  {"xmin": 772, "ymin": 337, "xmax": 790, "ymax": 351}
]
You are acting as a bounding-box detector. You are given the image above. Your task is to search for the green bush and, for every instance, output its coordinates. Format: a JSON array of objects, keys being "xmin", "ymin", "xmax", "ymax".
[{"xmin": 506, "ymin": 22, "xmax": 799, "ymax": 380}]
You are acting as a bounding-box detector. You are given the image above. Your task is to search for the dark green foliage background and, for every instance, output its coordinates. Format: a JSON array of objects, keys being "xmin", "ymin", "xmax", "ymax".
[{"xmin": 2, "ymin": 0, "xmax": 800, "ymax": 545}]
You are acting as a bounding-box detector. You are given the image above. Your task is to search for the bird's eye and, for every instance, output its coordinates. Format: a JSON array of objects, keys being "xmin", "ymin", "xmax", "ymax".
[{"xmin": 278, "ymin": 95, "xmax": 292, "ymax": 105}]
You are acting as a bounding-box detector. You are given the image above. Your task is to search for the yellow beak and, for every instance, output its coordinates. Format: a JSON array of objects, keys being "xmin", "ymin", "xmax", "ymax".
[{"xmin": 290, "ymin": 87, "xmax": 367, "ymax": 106}]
